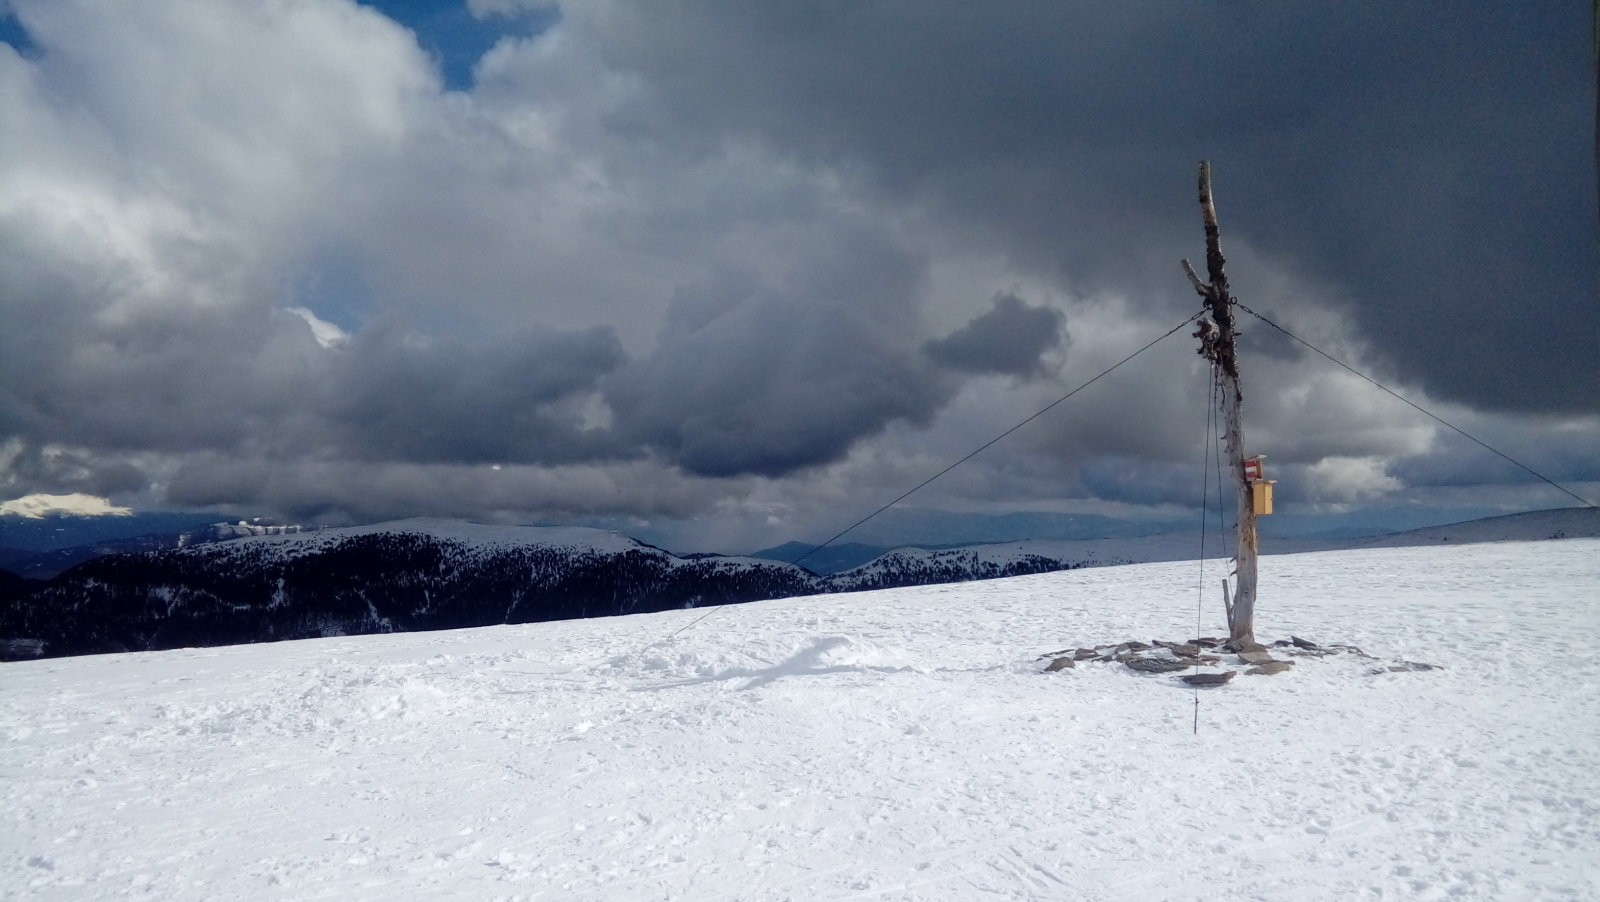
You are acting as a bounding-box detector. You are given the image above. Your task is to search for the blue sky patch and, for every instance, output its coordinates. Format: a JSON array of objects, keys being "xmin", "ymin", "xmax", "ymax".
[{"xmin": 360, "ymin": 0, "xmax": 559, "ymax": 91}]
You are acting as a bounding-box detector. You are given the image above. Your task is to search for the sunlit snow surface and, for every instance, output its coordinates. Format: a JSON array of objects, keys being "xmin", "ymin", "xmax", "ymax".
[{"xmin": 5, "ymin": 540, "xmax": 1598, "ymax": 901}]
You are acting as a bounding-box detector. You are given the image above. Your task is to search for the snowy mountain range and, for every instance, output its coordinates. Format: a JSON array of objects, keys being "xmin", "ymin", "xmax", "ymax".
[
  {"xmin": 0, "ymin": 520, "xmax": 816, "ymax": 660},
  {"xmin": 2, "ymin": 508, "xmax": 1595, "ymax": 661}
]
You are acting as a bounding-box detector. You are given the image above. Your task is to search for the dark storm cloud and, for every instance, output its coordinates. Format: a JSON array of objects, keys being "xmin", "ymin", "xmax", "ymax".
[
  {"xmin": 2, "ymin": 0, "xmax": 1594, "ymax": 545},
  {"xmin": 324, "ymin": 320, "xmax": 625, "ymax": 464},
  {"xmin": 0, "ymin": 443, "xmax": 148, "ymax": 501},
  {"xmin": 0, "ymin": 175, "xmax": 626, "ymax": 473},
  {"xmin": 574, "ymin": 0, "xmax": 1597, "ymax": 412},
  {"xmin": 0, "ymin": 211, "xmax": 318, "ymax": 457},
  {"xmin": 606, "ymin": 228, "xmax": 955, "ymax": 477},
  {"xmin": 0, "ymin": 301, "xmax": 629, "ymax": 478},
  {"xmin": 924, "ymin": 292, "xmax": 1065, "ymax": 379}
]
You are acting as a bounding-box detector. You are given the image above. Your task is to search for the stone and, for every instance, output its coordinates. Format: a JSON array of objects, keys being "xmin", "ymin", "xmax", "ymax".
[
  {"xmin": 1290, "ymin": 635, "xmax": 1321, "ymax": 649},
  {"xmin": 1123, "ymin": 641, "xmax": 1153, "ymax": 651},
  {"xmin": 1073, "ymin": 648, "xmax": 1101, "ymax": 660},
  {"xmin": 1223, "ymin": 639, "xmax": 1269, "ymax": 654},
  {"xmin": 1237, "ymin": 650, "xmax": 1278, "ymax": 665},
  {"xmin": 1245, "ymin": 661, "xmax": 1294, "ymax": 676},
  {"xmin": 1045, "ymin": 656, "xmax": 1076, "ymax": 672},
  {"xmin": 1189, "ymin": 637, "xmax": 1225, "ymax": 648},
  {"xmin": 1163, "ymin": 643, "xmax": 1201, "ymax": 657},
  {"xmin": 1180, "ymin": 671, "xmax": 1236, "ymax": 687},
  {"xmin": 1124, "ymin": 657, "xmax": 1191, "ymax": 674},
  {"xmin": 1037, "ymin": 649, "xmax": 1072, "ymax": 660}
]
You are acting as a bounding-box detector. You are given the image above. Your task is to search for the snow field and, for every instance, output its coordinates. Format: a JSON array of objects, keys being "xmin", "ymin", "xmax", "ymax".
[{"xmin": 4, "ymin": 540, "xmax": 1598, "ymax": 900}]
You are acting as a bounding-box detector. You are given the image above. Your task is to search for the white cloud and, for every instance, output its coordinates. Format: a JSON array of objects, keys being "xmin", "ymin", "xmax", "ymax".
[
  {"xmin": 1302, "ymin": 456, "xmax": 1403, "ymax": 505},
  {"xmin": 0, "ymin": 492, "xmax": 132, "ymax": 518},
  {"xmin": 284, "ymin": 307, "xmax": 349, "ymax": 349}
]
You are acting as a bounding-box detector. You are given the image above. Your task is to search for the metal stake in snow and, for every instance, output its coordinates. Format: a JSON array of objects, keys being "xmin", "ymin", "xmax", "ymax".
[{"xmin": 1182, "ymin": 161, "xmax": 1259, "ymax": 647}]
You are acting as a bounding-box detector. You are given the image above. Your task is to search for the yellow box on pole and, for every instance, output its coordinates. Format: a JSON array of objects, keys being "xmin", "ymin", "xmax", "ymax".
[{"xmin": 1251, "ymin": 481, "xmax": 1275, "ymax": 515}]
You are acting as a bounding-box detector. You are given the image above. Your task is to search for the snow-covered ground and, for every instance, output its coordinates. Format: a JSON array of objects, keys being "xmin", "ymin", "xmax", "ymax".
[{"xmin": 4, "ymin": 540, "xmax": 1598, "ymax": 901}]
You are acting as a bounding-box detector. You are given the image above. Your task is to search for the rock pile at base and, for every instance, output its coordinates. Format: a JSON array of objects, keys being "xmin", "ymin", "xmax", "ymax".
[{"xmin": 1038, "ymin": 636, "xmax": 1439, "ymax": 684}]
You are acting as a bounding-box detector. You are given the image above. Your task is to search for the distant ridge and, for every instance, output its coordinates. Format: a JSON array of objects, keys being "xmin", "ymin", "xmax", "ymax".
[
  {"xmin": 767, "ymin": 506, "xmax": 1600, "ymax": 576},
  {"xmin": 0, "ymin": 520, "xmax": 817, "ymax": 660},
  {"xmin": 0, "ymin": 519, "xmax": 313, "ymax": 580},
  {"xmin": 1, "ymin": 508, "xmax": 1592, "ymax": 661},
  {"xmin": 1347, "ymin": 507, "xmax": 1600, "ymax": 548}
]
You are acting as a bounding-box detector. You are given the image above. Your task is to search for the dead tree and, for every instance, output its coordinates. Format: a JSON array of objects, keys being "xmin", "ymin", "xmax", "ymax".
[{"xmin": 1182, "ymin": 161, "xmax": 1259, "ymax": 647}]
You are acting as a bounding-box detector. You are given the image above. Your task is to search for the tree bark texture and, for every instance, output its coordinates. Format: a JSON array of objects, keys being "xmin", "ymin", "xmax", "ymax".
[{"xmin": 1184, "ymin": 161, "xmax": 1258, "ymax": 646}]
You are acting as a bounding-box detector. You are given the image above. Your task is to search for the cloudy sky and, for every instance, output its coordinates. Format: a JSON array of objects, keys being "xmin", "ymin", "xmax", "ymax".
[{"xmin": 1, "ymin": 0, "xmax": 1595, "ymax": 552}]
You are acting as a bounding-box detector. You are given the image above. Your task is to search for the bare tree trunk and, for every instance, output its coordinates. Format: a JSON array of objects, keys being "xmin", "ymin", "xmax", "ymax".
[{"xmin": 1183, "ymin": 161, "xmax": 1258, "ymax": 647}]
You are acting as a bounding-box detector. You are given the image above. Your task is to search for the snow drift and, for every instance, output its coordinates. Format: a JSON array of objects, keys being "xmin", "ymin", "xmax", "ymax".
[{"xmin": 4, "ymin": 539, "xmax": 1597, "ymax": 900}]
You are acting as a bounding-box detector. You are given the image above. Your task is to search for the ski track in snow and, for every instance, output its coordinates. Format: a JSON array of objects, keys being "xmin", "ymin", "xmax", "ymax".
[{"xmin": 3, "ymin": 540, "xmax": 1598, "ymax": 901}]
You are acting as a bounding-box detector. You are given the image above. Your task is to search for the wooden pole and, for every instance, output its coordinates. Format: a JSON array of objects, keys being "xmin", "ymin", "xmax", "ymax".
[{"xmin": 1182, "ymin": 161, "xmax": 1259, "ymax": 648}]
